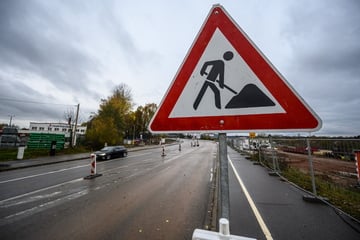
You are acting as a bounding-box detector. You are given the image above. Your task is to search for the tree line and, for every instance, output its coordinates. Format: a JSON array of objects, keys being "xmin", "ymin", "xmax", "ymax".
[{"xmin": 85, "ymin": 83, "xmax": 157, "ymax": 149}]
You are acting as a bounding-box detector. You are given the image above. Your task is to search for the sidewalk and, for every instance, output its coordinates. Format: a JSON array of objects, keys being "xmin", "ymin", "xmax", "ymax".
[{"xmin": 0, "ymin": 144, "xmax": 165, "ymax": 172}]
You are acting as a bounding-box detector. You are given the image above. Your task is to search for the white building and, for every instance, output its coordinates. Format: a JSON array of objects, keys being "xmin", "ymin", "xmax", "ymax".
[{"xmin": 29, "ymin": 122, "xmax": 87, "ymax": 136}]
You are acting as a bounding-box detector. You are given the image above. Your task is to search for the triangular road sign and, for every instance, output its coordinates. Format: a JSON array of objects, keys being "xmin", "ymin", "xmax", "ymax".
[{"xmin": 149, "ymin": 4, "xmax": 322, "ymax": 133}]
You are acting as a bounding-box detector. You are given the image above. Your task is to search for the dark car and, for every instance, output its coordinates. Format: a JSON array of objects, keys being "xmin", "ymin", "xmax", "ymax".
[{"xmin": 94, "ymin": 146, "xmax": 128, "ymax": 160}]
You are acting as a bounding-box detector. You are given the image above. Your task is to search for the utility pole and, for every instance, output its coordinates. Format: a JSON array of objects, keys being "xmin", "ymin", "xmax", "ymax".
[
  {"xmin": 72, "ymin": 104, "xmax": 80, "ymax": 147},
  {"xmin": 8, "ymin": 115, "xmax": 15, "ymax": 127}
]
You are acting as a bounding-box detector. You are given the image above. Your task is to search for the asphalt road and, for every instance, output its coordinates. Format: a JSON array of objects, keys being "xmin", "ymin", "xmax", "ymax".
[
  {"xmin": 0, "ymin": 140, "xmax": 216, "ymax": 240},
  {"xmin": 227, "ymin": 147, "xmax": 360, "ymax": 240},
  {"xmin": 1, "ymin": 141, "xmax": 359, "ymax": 240}
]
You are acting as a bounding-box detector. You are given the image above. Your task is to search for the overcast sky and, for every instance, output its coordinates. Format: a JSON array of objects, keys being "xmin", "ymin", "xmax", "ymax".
[{"xmin": 0, "ymin": 0, "xmax": 359, "ymax": 136}]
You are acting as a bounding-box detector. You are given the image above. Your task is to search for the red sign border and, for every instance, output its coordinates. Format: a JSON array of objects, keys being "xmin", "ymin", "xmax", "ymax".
[{"xmin": 149, "ymin": 5, "xmax": 322, "ymax": 133}]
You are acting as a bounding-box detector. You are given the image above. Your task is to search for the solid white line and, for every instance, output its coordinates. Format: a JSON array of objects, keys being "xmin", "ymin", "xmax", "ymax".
[{"xmin": 228, "ymin": 155, "xmax": 273, "ymax": 240}]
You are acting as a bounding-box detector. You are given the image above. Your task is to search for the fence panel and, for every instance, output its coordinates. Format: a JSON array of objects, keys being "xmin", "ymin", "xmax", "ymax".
[{"xmin": 230, "ymin": 136, "xmax": 360, "ymax": 220}]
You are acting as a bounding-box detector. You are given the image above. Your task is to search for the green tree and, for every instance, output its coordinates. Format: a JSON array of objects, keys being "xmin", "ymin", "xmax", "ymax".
[
  {"xmin": 134, "ymin": 103, "xmax": 157, "ymax": 141},
  {"xmin": 86, "ymin": 84, "xmax": 133, "ymax": 148}
]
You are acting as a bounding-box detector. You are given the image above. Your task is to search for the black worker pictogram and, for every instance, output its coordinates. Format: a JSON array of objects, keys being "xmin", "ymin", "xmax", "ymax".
[
  {"xmin": 193, "ymin": 51, "xmax": 275, "ymax": 110},
  {"xmin": 193, "ymin": 51, "xmax": 234, "ymax": 110}
]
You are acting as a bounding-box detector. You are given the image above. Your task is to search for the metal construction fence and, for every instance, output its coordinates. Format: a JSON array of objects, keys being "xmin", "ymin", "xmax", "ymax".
[
  {"xmin": 230, "ymin": 137, "xmax": 360, "ymax": 183},
  {"xmin": 229, "ymin": 136, "xmax": 360, "ymax": 220}
]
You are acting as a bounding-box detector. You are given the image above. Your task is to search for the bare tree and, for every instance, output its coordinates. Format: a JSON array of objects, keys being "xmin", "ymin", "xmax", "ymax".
[{"xmin": 64, "ymin": 108, "xmax": 76, "ymax": 125}]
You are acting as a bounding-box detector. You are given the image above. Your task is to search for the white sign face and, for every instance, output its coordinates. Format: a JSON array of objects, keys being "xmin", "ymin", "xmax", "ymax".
[{"xmin": 169, "ymin": 28, "xmax": 285, "ymax": 118}]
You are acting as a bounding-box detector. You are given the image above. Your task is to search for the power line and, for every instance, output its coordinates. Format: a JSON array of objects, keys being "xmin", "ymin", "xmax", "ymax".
[{"xmin": 0, "ymin": 97, "xmax": 77, "ymax": 107}]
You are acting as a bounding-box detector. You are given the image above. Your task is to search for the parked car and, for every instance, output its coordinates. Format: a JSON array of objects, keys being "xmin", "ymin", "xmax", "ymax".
[{"xmin": 94, "ymin": 146, "xmax": 128, "ymax": 160}]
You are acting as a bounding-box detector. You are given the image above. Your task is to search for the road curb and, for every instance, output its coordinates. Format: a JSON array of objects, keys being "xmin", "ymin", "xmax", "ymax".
[
  {"xmin": 0, "ymin": 156, "xmax": 89, "ymax": 172},
  {"xmin": 202, "ymin": 144, "xmax": 220, "ymax": 232}
]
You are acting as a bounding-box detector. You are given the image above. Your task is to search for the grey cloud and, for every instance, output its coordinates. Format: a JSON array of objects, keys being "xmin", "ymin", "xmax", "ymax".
[
  {"xmin": 95, "ymin": 1, "xmax": 162, "ymax": 69},
  {"xmin": 287, "ymin": 0, "xmax": 360, "ymax": 75},
  {"xmin": 0, "ymin": 0, "xmax": 123, "ymax": 126},
  {"xmin": 0, "ymin": 0, "xmax": 100, "ymax": 94},
  {"xmin": 1, "ymin": 1, "xmax": 359, "ymax": 135},
  {"xmin": 282, "ymin": 0, "xmax": 360, "ymax": 135},
  {"xmin": 0, "ymin": 78, "xmax": 69, "ymax": 122}
]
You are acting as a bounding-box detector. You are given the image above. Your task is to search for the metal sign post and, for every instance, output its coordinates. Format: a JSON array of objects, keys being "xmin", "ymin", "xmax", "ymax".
[{"xmin": 219, "ymin": 133, "xmax": 230, "ymax": 220}]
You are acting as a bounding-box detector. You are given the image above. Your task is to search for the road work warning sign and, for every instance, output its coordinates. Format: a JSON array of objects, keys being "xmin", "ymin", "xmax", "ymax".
[{"xmin": 149, "ymin": 5, "xmax": 322, "ymax": 133}]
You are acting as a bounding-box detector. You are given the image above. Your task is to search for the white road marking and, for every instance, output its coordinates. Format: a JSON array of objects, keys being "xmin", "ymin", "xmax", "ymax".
[
  {"xmin": 0, "ymin": 165, "xmax": 88, "ymax": 184},
  {"xmin": 0, "ymin": 152, "xmax": 152, "ymax": 185},
  {"xmin": 0, "ymin": 151, "xmax": 157, "ymax": 222},
  {"xmin": 0, "ymin": 178, "xmax": 83, "ymax": 204},
  {"xmin": 3, "ymin": 189, "xmax": 89, "ymax": 220},
  {"xmin": 1, "ymin": 191, "xmax": 63, "ymax": 208},
  {"xmin": 228, "ymin": 155, "xmax": 273, "ymax": 240}
]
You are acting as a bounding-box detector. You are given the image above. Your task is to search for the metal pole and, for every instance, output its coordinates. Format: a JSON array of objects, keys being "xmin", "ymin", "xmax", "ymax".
[
  {"xmin": 72, "ymin": 104, "xmax": 80, "ymax": 147},
  {"xmin": 306, "ymin": 137, "xmax": 317, "ymax": 196},
  {"xmin": 355, "ymin": 151, "xmax": 360, "ymax": 186},
  {"xmin": 219, "ymin": 133, "xmax": 229, "ymax": 220},
  {"xmin": 269, "ymin": 135, "xmax": 276, "ymax": 172},
  {"xmin": 258, "ymin": 143, "xmax": 262, "ymax": 164},
  {"xmin": 8, "ymin": 115, "xmax": 14, "ymax": 127}
]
